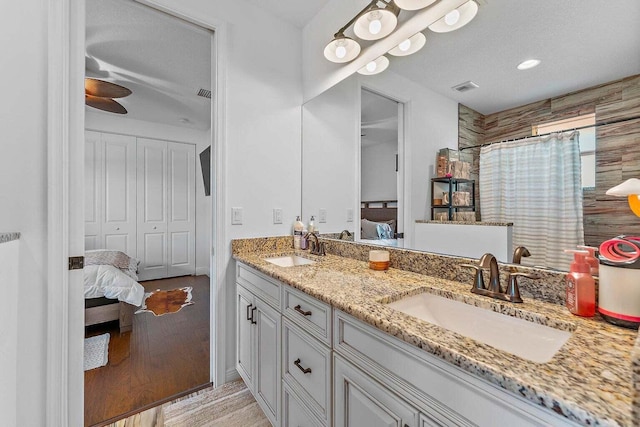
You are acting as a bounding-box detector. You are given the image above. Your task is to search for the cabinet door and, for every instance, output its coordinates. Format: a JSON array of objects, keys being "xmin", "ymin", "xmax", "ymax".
[
  {"xmin": 236, "ymin": 285, "xmax": 254, "ymax": 389},
  {"xmin": 101, "ymin": 133, "xmax": 138, "ymax": 256},
  {"xmin": 334, "ymin": 355, "xmax": 419, "ymax": 427},
  {"xmin": 254, "ymin": 297, "xmax": 281, "ymax": 426}
]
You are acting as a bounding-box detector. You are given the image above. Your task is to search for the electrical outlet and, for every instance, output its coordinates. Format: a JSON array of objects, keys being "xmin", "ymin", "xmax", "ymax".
[
  {"xmin": 346, "ymin": 208, "xmax": 354, "ymax": 222},
  {"xmin": 319, "ymin": 208, "xmax": 327, "ymax": 223},
  {"xmin": 273, "ymin": 208, "xmax": 283, "ymax": 224},
  {"xmin": 231, "ymin": 207, "xmax": 243, "ymax": 225}
]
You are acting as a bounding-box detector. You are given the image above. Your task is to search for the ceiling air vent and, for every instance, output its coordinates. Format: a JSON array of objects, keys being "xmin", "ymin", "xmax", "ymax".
[
  {"xmin": 197, "ymin": 88, "xmax": 212, "ymax": 99},
  {"xmin": 452, "ymin": 81, "xmax": 479, "ymax": 93}
]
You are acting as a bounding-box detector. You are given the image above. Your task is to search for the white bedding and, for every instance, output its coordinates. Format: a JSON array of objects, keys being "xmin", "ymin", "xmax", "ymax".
[{"xmin": 84, "ymin": 264, "xmax": 145, "ymax": 306}]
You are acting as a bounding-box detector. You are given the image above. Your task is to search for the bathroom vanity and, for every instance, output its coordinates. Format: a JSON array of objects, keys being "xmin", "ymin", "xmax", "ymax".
[{"xmin": 232, "ymin": 236, "xmax": 637, "ymax": 426}]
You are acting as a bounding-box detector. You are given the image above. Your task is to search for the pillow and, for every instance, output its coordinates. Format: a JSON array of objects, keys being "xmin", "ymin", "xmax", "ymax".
[{"xmin": 361, "ymin": 218, "xmax": 397, "ymax": 239}]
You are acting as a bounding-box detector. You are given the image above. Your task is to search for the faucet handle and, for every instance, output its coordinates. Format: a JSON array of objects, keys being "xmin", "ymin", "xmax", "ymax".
[
  {"xmin": 505, "ymin": 272, "xmax": 540, "ymax": 303},
  {"xmin": 460, "ymin": 263, "xmax": 485, "ymax": 291}
]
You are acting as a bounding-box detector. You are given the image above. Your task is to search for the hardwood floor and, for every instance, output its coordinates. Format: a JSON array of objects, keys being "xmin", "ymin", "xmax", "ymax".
[{"xmin": 85, "ymin": 275, "xmax": 210, "ymax": 427}]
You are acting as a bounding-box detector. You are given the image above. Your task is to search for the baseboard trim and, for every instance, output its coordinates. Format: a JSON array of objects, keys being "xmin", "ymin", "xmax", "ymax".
[
  {"xmin": 196, "ymin": 266, "xmax": 210, "ymax": 276},
  {"xmin": 225, "ymin": 368, "xmax": 240, "ymax": 383}
]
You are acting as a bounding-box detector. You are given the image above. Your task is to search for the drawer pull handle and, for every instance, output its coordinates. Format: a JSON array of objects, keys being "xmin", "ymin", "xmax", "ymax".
[
  {"xmin": 246, "ymin": 303, "xmax": 253, "ymax": 321},
  {"xmin": 294, "ymin": 305, "xmax": 312, "ymax": 316},
  {"xmin": 251, "ymin": 306, "xmax": 257, "ymax": 324},
  {"xmin": 294, "ymin": 358, "xmax": 312, "ymax": 374}
]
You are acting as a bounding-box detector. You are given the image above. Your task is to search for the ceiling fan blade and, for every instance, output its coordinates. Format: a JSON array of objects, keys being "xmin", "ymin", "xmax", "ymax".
[
  {"xmin": 85, "ymin": 78, "xmax": 132, "ymax": 98},
  {"xmin": 85, "ymin": 95, "xmax": 128, "ymax": 114}
]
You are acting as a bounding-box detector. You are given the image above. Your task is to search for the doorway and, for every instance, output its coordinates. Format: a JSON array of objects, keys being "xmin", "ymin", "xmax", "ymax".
[
  {"xmin": 359, "ymin": 88, "xmax": 405, "ymax": 247},
  {"xmin": 83, "ymin": 0, "xmax": 214, "ymax": 424}
]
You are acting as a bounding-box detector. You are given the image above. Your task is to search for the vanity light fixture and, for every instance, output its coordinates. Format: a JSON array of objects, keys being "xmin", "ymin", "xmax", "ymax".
[
  {"xmin": 324, "ymin": 33, "xmax": 361, "ymax": 63},
  {"xmin": 357, "ymin": 55, "xmax": 390, "ymax": 75},
  {"xmin": 388, "ymin": 32, "xmax": 427, "ymax": 56},
  {"xmin": 517, "ymin": 59, "xmax": 541, "ymax": 70},
  {"xmin": 429, "ymin": 0, "xmax": 478, "ymax": 33},
  {"xmin": 394, "ymin": 0, "xmax": 437, "ymax": 11},
  {"xmin": 353, "ymin": 1, "xmax": 400, "ymax": 40}
]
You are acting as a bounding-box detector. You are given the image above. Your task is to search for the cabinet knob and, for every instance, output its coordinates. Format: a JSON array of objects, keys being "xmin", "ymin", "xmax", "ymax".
[
  {"xmin": 116, "ymin": 227, "xmax": 120, "ymax": 230},
  {"xmin": 153, "ymin": 226, "xmax": 157, "ymax": 230}
]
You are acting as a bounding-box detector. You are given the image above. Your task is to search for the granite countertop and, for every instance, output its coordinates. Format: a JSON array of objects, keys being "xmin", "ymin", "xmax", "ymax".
[
  {"xmin": 416, "ymin": 220, "xmax": 514, "ymax": 226},
  {"xmin": 233, "ymin": 244, "xmax": 636, "ymax": 426},
  {"xmin": 0, "ymin": 232, "xmax": 20, "ymax": 244}
]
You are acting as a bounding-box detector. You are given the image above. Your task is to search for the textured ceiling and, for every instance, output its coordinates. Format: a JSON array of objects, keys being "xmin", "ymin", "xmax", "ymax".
[{"xmin": 85, "ymin": 0, "xmax": 212, "ymax": 130}]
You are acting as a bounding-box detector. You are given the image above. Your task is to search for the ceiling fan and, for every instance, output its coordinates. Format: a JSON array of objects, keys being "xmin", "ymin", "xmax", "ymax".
[{"xmin": 85, "ymin": 78, "xmax": 132, "ymax": 114}]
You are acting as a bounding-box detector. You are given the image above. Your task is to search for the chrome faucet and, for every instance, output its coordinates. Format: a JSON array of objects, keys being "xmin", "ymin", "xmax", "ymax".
[
  {"xmin": 461, "ymin": 253, "xmax": 540, "ymax": 303},
  {"xmin": 305, "ymin": 232, "xmax": 326, "ymax": 256},
  {"xmin": 338, "ymin": 230, "xmax": 352, "ymax": 240}
]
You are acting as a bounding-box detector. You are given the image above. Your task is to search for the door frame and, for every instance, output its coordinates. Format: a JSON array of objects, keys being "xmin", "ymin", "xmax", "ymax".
[{"xmin": 46, "ymin": 1, "xmax": 228, "ymax": 424}]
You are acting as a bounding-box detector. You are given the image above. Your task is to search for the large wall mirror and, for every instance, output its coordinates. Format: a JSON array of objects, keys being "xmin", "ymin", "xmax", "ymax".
[{"xmin": 301, "ymin": 0, "xmax": 640, "ymax": 271}]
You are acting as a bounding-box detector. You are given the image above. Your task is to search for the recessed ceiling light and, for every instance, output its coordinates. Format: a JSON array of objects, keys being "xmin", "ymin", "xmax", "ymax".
[{"xmin": 517, "ymin": 59, "xmax": 541, "ymax": 70}]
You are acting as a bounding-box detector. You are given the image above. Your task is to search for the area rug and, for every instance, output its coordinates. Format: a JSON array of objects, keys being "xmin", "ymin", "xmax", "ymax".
[
  {"xmin": 135, "ymin": 286, "xmax": 194, "ymax": 316},
  {"xmin": 84, "ymin": 333, "xmax": 110, "ymax": 371}
]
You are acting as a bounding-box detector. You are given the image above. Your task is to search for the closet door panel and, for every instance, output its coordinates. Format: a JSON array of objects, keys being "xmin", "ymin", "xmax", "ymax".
[
  {"xmin": 167, "ymin": 142, "xmax": 196, "ymax": 277},
  {"xmin": 137, "ymin": 138, "xmax": 168, "ymax": 280},
  {"xmin": 102, "ymin": 133, "xmax": 137, "ymax": 257},
  {"xmin": 84, "ymin": 130, "xmax": 102, "ymax": 250}
]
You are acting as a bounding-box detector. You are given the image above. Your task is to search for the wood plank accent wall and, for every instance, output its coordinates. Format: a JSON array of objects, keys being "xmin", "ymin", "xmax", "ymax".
[{"xmin": 458, "ymin": 74, "xmax": 640, "ymax": 247}]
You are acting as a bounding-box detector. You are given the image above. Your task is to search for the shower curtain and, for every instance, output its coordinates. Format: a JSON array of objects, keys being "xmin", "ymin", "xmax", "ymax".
[{"xmin": 479, "ymin": 131, "xmax": 584, "ymax": 270}]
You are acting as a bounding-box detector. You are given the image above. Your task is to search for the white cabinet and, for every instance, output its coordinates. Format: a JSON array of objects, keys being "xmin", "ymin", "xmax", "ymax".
[
  {"xmin": 236, "ymin": 264, "xmax": 281, "ymax": 426},
  {"xmin": 334, "ymin": 355, "xmax": 420, "ymax": 427},
  {"xmin": 85, "ymin": 131, "xmax": 196, "ymax": 280}
]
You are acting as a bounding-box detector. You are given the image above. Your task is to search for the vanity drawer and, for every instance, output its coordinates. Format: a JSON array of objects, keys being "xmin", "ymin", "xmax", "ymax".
[
  {"xmin": 282, "ymin": 317, "xmax": 331, "ymax": 425},
  {"xmin": 236, "ymin": 262, "xmax": 281, "ymax": 309},
  {"xmin": 283, "ymin": 382, "xmax": 325, "ymax": 427},
  {"xmin": 283, "ymin": 285, "xmax": 331, "ymax": 345}
]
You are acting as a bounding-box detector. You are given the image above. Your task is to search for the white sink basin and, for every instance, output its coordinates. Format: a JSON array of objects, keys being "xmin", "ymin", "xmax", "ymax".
[
  {"xmin": 264, "ymin": 255, "xmax": 316, "ymax": 267},
  {"xmin": 387, "ymin": 293, "xmax": 571, "ymax": 363}
]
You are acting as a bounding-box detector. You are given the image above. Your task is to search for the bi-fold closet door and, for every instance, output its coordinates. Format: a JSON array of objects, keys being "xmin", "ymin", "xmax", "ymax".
[
  {"xmin": 137, "ymin": 138, "xmax": 196, "ymax": 281},
  {"xmin": 85, "ymin": 131, "xmax": 196, "ymax": 281}
]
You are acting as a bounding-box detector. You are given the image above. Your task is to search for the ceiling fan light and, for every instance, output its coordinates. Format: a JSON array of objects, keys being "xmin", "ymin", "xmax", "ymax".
[
  {"xmin": 357, "ymin": 55, "xmax": 390, "ymax": 75},
  {"xmin": 354, "ymin": 7, "xmax": 398, "ymax": 40},
  {"xmin": 324, "ymin": 35, "xmax": 361, "ymax": 63},
  {"xmin": 394, "ymin": 0, "xmax": 437, "ymax": 11},
  {"xmin": 388, "ymin": 32, "xmax": 427, "ymax": 57},
  {"xmin": 428, "ymin": 0, "xmax": 478, "ymax": 33}
]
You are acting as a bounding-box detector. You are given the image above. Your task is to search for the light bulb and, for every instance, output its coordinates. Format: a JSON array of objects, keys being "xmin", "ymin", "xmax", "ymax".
[
  {"xmin": 366, "ymin": 61, "xmax": 377, "ymax": 72},
  {"xmin": 369, "ymin": 19, "xmax": 382, "ymax": 35},
  {"xmin": 398, "ymin": 39, "xmax": 411, "ymax": 52},
  {"xmin": 335, "ymin": 45, "xmax": 347, "ymax": 59},
  {"xmin": 444, "ymin": 9, "xmax": 460, "ymax": 26}
]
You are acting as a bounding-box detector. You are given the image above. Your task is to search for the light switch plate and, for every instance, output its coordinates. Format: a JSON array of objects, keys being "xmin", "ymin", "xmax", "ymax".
[
  {"xmin": 347, "ymin": 208, "xmax": 354, "ymax": 222},
  {"xmin": 273, "ymin": 208, "xmax": 283, "ymax": 224},
  {"xmin": 319, "ymin": 208, "xmax": 327, "ymax": 223},
  {"xmin": 231, "ymin": 207, "xmax": 243, "ymax": 225}
]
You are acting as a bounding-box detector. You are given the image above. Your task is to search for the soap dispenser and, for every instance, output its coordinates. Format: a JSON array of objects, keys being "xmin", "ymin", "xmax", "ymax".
[
  {"xmin": 293, "ymin": 216, "xmax": 304, "ymax": 249},
  {"xmin": 308, "ymin": 216, "xmax": 316, "ymax": 234},
  {"xmin": 564, "ymin": 249, "xmax": 595, "ymax": 317},
  {"xmin": 577, "ymin": 245, "xmax": 599, "ymax": 276}
]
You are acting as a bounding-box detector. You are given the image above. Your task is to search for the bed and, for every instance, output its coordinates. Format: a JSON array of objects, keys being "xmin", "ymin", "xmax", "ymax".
[
  {"xmin": 361, "ymin": 200, "xmax": 399, "ymax": 245},
  {"xmin": 84, "ymin": 250, "xmax": 145, "ymax": 333}
]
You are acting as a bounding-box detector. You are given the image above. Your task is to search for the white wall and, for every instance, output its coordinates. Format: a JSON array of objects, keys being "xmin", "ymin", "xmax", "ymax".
[
  {"xmin": 361, "ymin": 71, "xmax": 458, "ymax": 247},
  {"xmin": 134, "ymin": 0, "xmax": 303, "ymax": 381},
  {"xmin": 2, "ymin": 0, "xmax": 302, "ymax": 423},
  {"xmin": 86, "ymin": 111, "xmax": 212, "ymax": 274},
  {"xmin": 302, "ymin": 76, "xmax": 359, "ymax": 234},
  {"xmin": 0, "ymin": 2, "xmax": 48, "ymax": 425},
  {"xmin": 0, "ymin": 239, "xmax": 19, "ymax": 426},
  {"xmin": 361, "ymin": 142, "xmax": 398, "ymax": 202}
]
